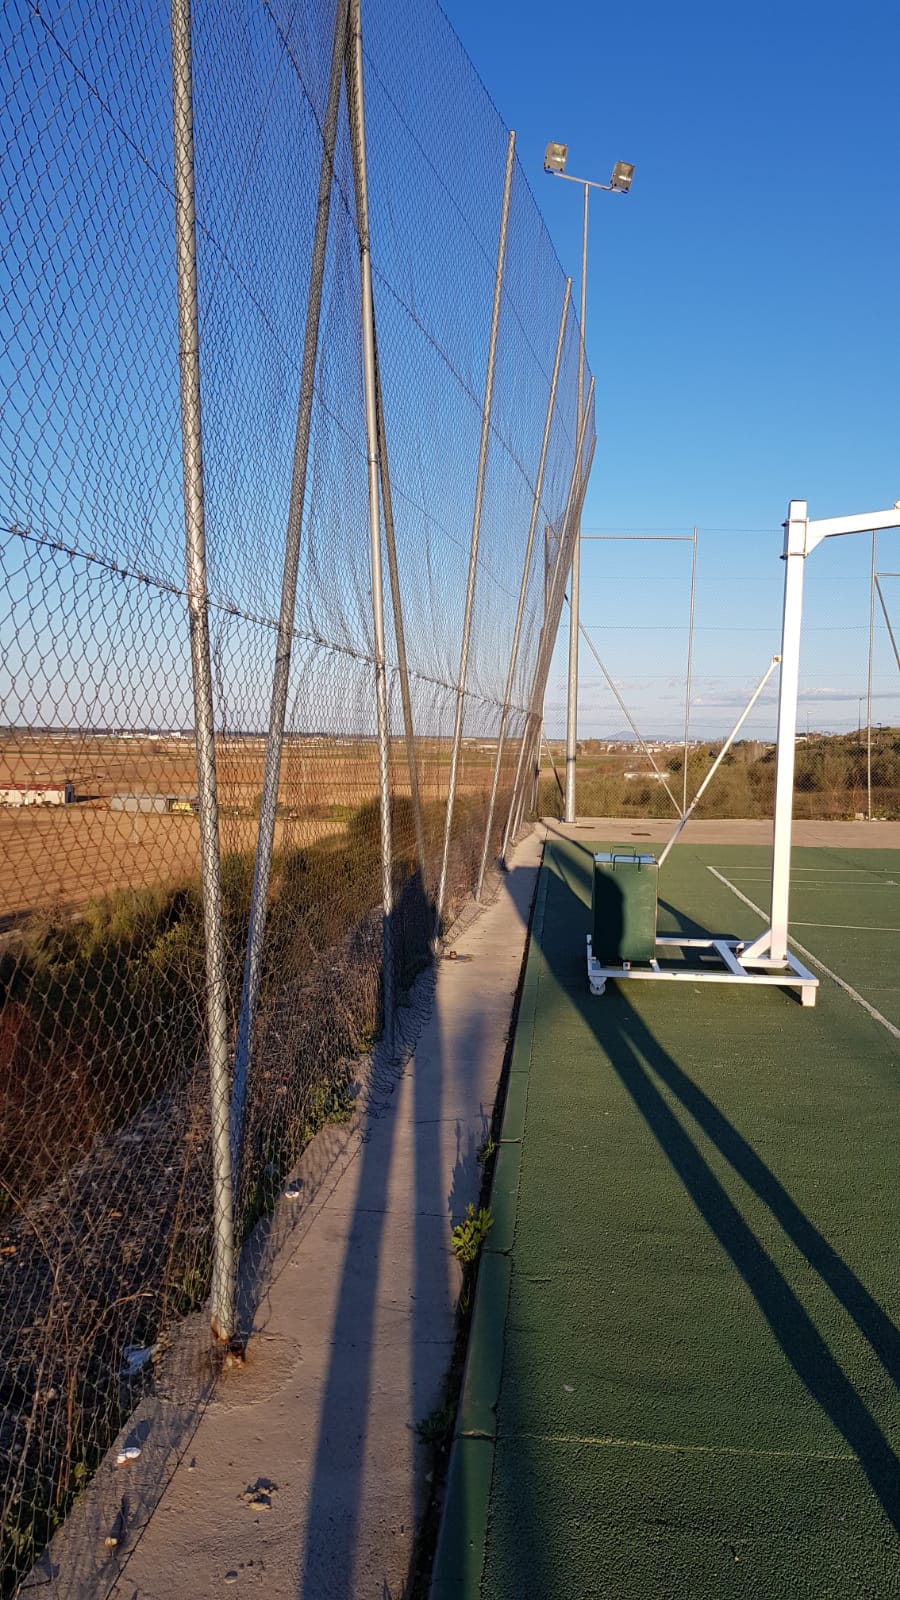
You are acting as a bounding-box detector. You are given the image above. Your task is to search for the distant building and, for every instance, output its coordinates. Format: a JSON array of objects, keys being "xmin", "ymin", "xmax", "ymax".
[
  {"xmin": 0, "ymin": 783, "xmax": 75, "ymax": 806},
  {"xmin": 109, "ymin": 793, "xmax": 198, "ymax": 814},
  {"xmin": 110, "ymin": 793, "xmax": 169, "ymax": 813}
]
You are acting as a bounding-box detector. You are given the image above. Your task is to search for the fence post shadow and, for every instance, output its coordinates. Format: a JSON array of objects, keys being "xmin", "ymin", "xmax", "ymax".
[{"xmin": 296, "ymin": 867, "xmax": 493, "ymax": 1595}]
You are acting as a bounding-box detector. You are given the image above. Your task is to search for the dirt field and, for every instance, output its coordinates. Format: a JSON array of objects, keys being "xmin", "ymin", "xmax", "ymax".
[
  {"xmin": 0, "ymin": 733, "xmax": 505, "ymax": 923},
  {"xmin": 0, "ymin": 734, "xmax": 363, "ymax": 923}
]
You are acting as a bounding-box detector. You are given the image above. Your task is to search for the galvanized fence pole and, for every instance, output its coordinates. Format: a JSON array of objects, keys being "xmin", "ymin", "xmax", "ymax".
[
  {"xmin": 564, "ymin": 180, "xmax": 590, "ymax": 825},
  {"xmin": 682, "ymin": 526, "xmax": 698, "ymax": 816},
  {"xmin": 434, "ymin": 129, "xmax": 516, "ymax": 938},
  {"xmin": 374, "ymin": 333, "xmax": 427, "ymax": 884},
  {"xmin": 347, "ymin": 0, "xmax": 396, "ymax": 1050},
  {"xmin": 867, "ymin": 530, "xmax": 876, "ymax": 820},
  {"xmin": 170, "ymin": 0, "xmax": 235, "ymax": 1340},
  {"xmin": 502, "ymin": 400, "xmax": 595, "ymax": 857},
  {"xmin": 475, "ymin": 277, "xmax": 572, "ymax": 900},
  {"xmin": 230, "ymin": 0, "xmax": 350, "ymax": 1173}
]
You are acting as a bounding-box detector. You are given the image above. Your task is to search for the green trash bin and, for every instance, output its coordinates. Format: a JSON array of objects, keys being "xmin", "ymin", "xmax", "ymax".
[{"xmin": 592, "ymin": 851, "xmax": 658, "ymax": 964}]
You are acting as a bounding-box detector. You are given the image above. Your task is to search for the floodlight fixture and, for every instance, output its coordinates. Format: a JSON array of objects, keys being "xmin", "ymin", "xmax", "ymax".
[
  {"xmin": 544, "ymin": 141, "xmax": 568, "ymax": 174},
  {"xmin": 610, "ymin": 159, "xmax": 634, "ymax": 193}
]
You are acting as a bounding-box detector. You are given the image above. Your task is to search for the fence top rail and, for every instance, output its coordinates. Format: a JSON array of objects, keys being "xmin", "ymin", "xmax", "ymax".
[{"xmin": 580, "ymin": 534, "xmax": 695, "ymax": 542}]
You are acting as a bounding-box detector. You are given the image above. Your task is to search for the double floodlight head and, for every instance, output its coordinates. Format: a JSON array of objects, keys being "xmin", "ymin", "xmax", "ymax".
[
  {"xmin": 543, "ymin": 143, "xmax": 635, "ymax": 193},
  {"xmin": 609, "ymin": 159, "xmax": 634, "ymax": 192}
]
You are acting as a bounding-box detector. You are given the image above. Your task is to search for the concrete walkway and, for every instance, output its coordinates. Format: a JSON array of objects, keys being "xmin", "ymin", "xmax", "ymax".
[{"xmin": 41, "ymin": 827, "xmax": 543, "ymax": 1600}]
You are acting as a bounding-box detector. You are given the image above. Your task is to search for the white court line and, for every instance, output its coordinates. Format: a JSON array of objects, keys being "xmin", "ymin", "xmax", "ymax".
[
  {"xmin": 727, "ymin": 866, "xmax": 888, "ymax": 873},
  {"xmin": 793, "ymin": 922, "xmax": 900, "ymax": 933},
  {"xmin": 707, "ymin": 866, "xmax": 900, "ymax": 1044},
  {"xmin": 714, "ymin": 879, "xmax": 897, "ymax": 889},
  {"xmin": 724, "ymin": 868, "xmax": 885, "ymax": 875}
]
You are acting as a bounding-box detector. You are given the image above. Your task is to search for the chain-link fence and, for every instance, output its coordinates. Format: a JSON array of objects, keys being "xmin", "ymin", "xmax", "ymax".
[
  {"xmin": 538, "ymin": 525, "xmax": 900, "ymax": 822},
  {"xmin": 0, "ymin": 0, "xmax": 590, "ymax": 1587}
]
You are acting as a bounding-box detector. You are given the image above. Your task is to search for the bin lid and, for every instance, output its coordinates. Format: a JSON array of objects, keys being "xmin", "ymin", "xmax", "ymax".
[{"xmin": 593, "ymin": 851, "xmax": 658, "ymax": 868}]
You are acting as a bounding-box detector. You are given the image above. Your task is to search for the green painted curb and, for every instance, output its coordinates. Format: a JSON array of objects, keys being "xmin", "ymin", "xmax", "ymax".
[
  {"xmin": 498, "ymin": 1065, "xmax": 529, "ymax": 1142},
  {"xmin": 458, "ymin": 1251, "xmax": 512, "ymax": 1437},
  {"xmin": 429, "ymin": 1436, "xmax": 495, "ymax": 1600},
  {"xmin": 429, "ymin": 847, "xmax": 551, "ymax": 1598},
  {"xmin": 485, "ymin": 1141, "xmax": 521, "ymax": 1254}
]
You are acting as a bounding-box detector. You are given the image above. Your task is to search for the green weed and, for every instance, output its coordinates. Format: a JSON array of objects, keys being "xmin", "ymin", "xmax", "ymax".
[
  {"xmin": 416, "ymin": 1401, "xmax": 456, "ymax": 1448},
  {"xmin": 476, "ymin": 1136, "xmax": 497, "ymax": 1168},
  {"xmin": 450, "ymin": 1204, "xmax": 493, "ymax": 1264}
]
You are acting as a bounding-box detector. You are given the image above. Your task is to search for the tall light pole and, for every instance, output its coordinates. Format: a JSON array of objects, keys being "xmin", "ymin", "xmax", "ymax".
[{"xmin": 544, "ymin": 143, "xmax": 633, "ymax": 823}]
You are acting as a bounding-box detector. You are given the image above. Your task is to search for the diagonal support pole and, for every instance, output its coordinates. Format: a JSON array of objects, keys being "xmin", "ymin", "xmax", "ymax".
[
  {"xmin": 658, "ymin": 655, "xmax": 780, "ymax": 868},
  {"xmin": 576, "ymin": 619, "xmax": 682, "ymax": 817},
  {"xmin": 875, "ymin": 575, "xmax": 900, "ymax": 671},
  {"xmin": 475, "ymin": 276, "xmax": 572, "ymax": 900},
  {"xmin": 502, "ymin": 392, "xmax": 595, "ymax": 856},
  {"xmin": 433, "ymin": 128, "xmax": 516, "ymax": 939},
  {"xmin": 346, "ymin": 0, "xmax": 396, "ymax": 1050}
]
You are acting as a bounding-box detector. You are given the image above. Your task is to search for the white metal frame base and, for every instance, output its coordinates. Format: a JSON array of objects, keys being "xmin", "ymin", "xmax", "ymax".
[{"xmin": 586, "ymin": 934, "xmax": 819, "ymax": 1007}]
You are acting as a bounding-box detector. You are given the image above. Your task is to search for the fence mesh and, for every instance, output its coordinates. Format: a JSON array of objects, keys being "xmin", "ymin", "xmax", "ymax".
[
  {"xmin": 5, "ymin": 0, "xmax": 895, "ymax": 1586},
  {"xmin": 1, "ymin": 0, "xmax": 588, "ymax": 1585}
]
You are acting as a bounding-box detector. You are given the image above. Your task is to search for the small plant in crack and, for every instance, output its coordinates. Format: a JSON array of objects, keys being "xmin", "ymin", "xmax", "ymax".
[
  {"xmin": 476, "ymin": 1135, "xmax": 497, "ymax": 1168},
  {"xmin": 450, "ymin": 1203, "xmax": 493, "ymax": 1264},
  {"xmin": 416, "ymin": 1401, "xmax": 456, "ymax": 1448}
]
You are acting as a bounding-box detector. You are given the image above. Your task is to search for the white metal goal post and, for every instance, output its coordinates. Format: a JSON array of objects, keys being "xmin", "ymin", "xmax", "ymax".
[{"xmin": 587, "ymin": 497, "xmax": 900, "ymax": 1007}]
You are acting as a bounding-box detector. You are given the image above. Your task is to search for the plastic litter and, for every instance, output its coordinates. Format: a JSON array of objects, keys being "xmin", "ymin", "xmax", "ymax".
[{"xmin": 121, "ymin": 1344, "xmax": 153, "ymax": 1376}]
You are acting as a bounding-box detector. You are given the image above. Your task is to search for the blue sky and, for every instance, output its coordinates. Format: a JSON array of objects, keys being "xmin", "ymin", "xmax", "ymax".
[{"xmin": 442, "ymin": 0, "xmax": 900, "ymax": 737}]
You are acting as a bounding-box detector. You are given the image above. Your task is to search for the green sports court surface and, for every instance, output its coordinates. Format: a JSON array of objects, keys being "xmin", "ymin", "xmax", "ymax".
[{"xmin": 432, "ymin": 842, "xmax": 899, "ymax": 1599}]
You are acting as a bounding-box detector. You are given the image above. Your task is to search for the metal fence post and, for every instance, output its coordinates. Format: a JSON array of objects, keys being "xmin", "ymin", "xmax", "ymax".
[
  {"xmin": 230, "ymin": 0, "xmax": 350, "ymax": 1174},
  {"xmin": 170, "ymin": 0, "xmax": 235, "ymax": 1341},
  {"xmin": 347, "ymin": 0, "xmax": 396, "ymax": 1051},
  {"xmin": 475, "ymin": 277, "xmax": 571, "ymax": 900},
  {"xmin": 682, "ymin": 527, "xmax": 698, "ymax": 816},
  {"xmin": 867, "ymin": 530, "xmax": 876, "ymax": 820},
  {"xmin": 564, "ymin": 180, "xmax": 590, "ymax": 825},
  {"xmin": 374, "ymin": 333, "xmax": 428, "ymax": 884},
  {"xmin": 502, "ymin": 395, "xmax": 595, "ymax": 858},
  {"xmin": 434, "ymin": 129, "xmax": 516, "ymax": 938}
]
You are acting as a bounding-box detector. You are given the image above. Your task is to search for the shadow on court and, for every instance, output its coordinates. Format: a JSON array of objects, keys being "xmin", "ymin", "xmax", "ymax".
[{"xmin": 472, "ymin": 840, "xmax": 900, "ymax": 1597}]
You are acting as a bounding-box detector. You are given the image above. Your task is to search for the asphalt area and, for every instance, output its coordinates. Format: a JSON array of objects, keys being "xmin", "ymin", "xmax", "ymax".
[{"xmin": 432, "ymin": 842, "xmax": 900, "ymax": 1599}]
